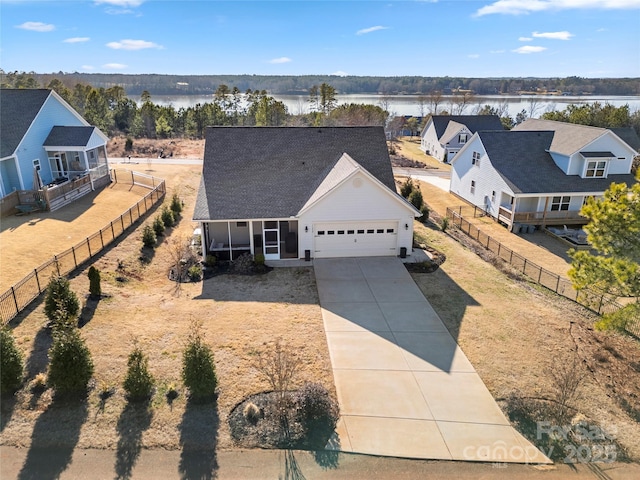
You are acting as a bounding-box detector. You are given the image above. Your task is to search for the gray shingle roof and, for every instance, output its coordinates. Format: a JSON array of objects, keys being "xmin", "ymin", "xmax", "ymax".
[
  {"xmin": 44, "ymin": 126, "xmax": 96, "ymax": 147},
  {"xmin": 430, "ymin": 115, "xmax": 503, "ymax": 141},
  {"xmin": 194, "ymin": 126, "xmax": 395, "ymax": 221},
  {"xmin": 0, "ymin": 89, "xmax": 51, "ymax": 158},
  {"xmin": 513, "ymin": 118, "xmax": 607, "ymax": 156},
  {"xmin": 611, "ymin": 127, "xmax": 640, "ymax": 152},
  {"xmin": 479, "ymin": 130, "xmax": 637, "ymax": 195}
]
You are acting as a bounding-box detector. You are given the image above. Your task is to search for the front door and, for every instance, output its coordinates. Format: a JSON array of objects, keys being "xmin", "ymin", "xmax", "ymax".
[{"xmin": 263, "ymin": 221, "xmax": 280, "ymax": 260}]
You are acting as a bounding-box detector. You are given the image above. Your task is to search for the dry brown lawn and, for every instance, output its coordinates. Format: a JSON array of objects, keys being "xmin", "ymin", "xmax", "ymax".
[
  {"xmin": 1, "ymin": 162, "xmax": 333, "ymax": 452},
  {"xmin": 1, "ymin": 138, "xmax": 638, "ymax": 465}
]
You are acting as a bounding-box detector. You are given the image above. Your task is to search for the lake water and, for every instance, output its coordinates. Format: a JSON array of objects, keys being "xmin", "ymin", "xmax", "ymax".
[{"xmin": 150, "ymin": 93, "xmax": 640, "ymax": 119}]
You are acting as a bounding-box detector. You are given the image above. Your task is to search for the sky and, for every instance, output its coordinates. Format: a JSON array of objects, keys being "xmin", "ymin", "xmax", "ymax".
[{"xmin": 1, "ymin": 0, "xmax": 639, "ymax": 78}]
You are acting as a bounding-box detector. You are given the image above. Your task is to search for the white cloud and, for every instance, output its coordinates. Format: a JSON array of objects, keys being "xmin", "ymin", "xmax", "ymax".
[
  {"xmin": 476, "ymin": 0, "xmax": 640, "ymax": 16},
  {"xmin": 468, "ymin": 54, "xmax": 480, "ymax": 59},
  {"xmin": 331, "ymin": 71, "xmax": 349, "ymax": 76},
  {"xmin": 490, "ymin": 49, "xmax": 506, "ymax": 53},
  {"xmin": 103, "ymin": 63, "xmax": 127, "ymax": 69},
  {"xmin": 519, "ymin": 36, "xmax": 533, "ymax": 41},
  {"xmin": 513, "ymin": 45, "xmax": 547, "ymax": 54},
  {"xmin": 94, "ymin": 0, "xmax": 144, "ymax": 6},
  {"xmin": 16, "ymin": 21, "xmax": 54, "ymax": 32},
  {"xmin": 269, "ymin": 57, "xmax": 292, "ymax": 64},
  {"xmin": 356, "ymin": 25, "xmax": 389, "ymax": 35},
  {"xmin": 533, "ymin": 31, "xmax": 573, "ymax": 40},
  {"xmin": 64, "ymin": 37, "xmax": 90, "ymax": 43},
  {"xmin": 106, "ymin": 39, "xmax": 162, "ymax": 50}
]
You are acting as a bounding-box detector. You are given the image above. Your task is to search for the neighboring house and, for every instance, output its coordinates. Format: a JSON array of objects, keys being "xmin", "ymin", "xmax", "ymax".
[
  {"xmin": 0, "ymin": 89, "xmax": 111, "ymax": 210},
  {"xmin": 193, "ymin": 127, "xmax": 420, "ymax": 260},
  {"xmin": 450, "ymin": 119, "xmax": 637, "ymax": 232},
  {"xmin": 420, "ymin": 115, "xmax": 503, "ymax": 162}
]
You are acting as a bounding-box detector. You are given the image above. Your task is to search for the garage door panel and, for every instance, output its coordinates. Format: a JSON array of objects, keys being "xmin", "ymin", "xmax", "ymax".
[{"xmin": 314, "ymin": 222, "xmax": 398, "ymax": 258}]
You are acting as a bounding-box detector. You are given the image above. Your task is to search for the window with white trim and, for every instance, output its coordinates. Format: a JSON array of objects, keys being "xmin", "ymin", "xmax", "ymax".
[
  {"xmin": 458, "ymin": 133, "xmax": 468, "ymax": 144},
  {"xmin": 585, "ymin": 160, "xmax": 606, "ymax": 178},
  {"xmin": 470, "ymin": 180, "xmax": 476, "ymax": 195},
  {"xmin": 491, "ymin": 190, "xmax": 496, "ymax": 203},
  {"xmin": 472, "ymin": 151, "xmax": 481, "ymax": 167},
  {"xmin": 551, "ymin": 196, "xmax": 570, "ymax": 211},
  {"xmin": 33, "ymin": 159, "xmax": 41, "ymax": 171}
]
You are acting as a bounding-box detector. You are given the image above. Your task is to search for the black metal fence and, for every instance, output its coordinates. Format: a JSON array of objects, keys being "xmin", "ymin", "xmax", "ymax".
[
  {"xmin": 0, "ymin": 170, "xmax": 166, "ymax": 325},
  {"xmin": 445, "ymin": 207, "xmax": 640, "ymax": 338}
]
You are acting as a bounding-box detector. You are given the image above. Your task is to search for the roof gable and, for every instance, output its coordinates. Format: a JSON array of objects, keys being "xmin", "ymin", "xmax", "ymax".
[
  {"xmin": 611, "ymin": 127, "xmax": 640, "ymax": 152},
  {"xmin": 478, "ymin": 130, "xmax": 636, "ymax": 194},
  {"xmin": 513, "ymin": 118, "xmax": 609, "ymax": 156},
  {"xmin": 431, "ymin": 115, "xmax": 503, "ymax": 140},
  {"xmin": 0, "ymin": 89, "xmax": 51, "ymax": 158},
  {"xmin": 194, "ymin": 127, "xmax": 397, "ymax": 221}
]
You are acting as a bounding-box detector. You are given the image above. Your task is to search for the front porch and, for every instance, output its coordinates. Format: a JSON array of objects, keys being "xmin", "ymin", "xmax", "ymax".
[
  {"xmin": 498, "ymin": 206, "xmax": 587, "ymax": 228},
  {"xmin": 202, "ymin": 219, "xmax": 299, "ymax": 261}
]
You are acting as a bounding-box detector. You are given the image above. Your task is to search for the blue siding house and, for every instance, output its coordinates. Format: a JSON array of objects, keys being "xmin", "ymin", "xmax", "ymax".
[{"xmin": 0, "ymin": 89, "xmax": 111, "ymax": 211}]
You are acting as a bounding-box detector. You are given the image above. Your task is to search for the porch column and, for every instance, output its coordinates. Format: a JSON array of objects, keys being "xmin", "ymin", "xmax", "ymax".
[
  {"xmin": 249, "ymin": 221, "xmax": 254, "ymax": 256},
  {"xmin": 227, "ymin": 221, "xmax": 233, "ymax": 261},
  {"xmin": 83, "ymin": 151, "xmax": 94, "ymax": 190},
  {"xmin": 541, "ymin": 196, "xmax": 550, "ymax": 229}
]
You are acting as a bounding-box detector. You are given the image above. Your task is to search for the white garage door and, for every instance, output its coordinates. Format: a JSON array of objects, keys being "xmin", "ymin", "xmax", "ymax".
[{"xmin": 313, "ymin": 222, "xmax": 398, "ymax": 258}]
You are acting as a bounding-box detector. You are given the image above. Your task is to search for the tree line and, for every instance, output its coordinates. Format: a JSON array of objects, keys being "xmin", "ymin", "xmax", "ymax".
[
  {"xmin": 1, "ymin": 74, "xmax": 389, "ymax": 138},
  {"xmin": 3, "ymin": 70, "xmax": 639, "ymax": 96},
  {"xmin": 2, "ymin": 72, "xmax": 639, "ymax": 140}
]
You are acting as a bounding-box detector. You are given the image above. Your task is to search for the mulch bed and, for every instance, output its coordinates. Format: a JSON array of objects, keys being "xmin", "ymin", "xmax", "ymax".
[{"xmin": 228, "ymin": 392, "xmax": 335, "ymax": 450}]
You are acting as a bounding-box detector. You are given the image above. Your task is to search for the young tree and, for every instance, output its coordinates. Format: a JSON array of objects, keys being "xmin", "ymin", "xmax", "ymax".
[
  {"xmin": 88, "ymin": 266, "xmax": 101, "ymax": 299},
  {"xmin": 182, "ymin": 320, "xmax": 217, "ymax": 402},
  {"xmin": 123, "ymin": 344, "xmax": 155, "ymax": 401},
  {"xmin": 44, "ymin": 275, "xmax": 80, "ymax": 327},
  {"xmin": 1, "ymin": 327, "xmax": 24, "ymax": 394},
  {"xmin": 569, "ymin": 173, "xmax": 640, "ymax": 329},
  {"xmin": 47, "ymin": 329, "xmax": 94, "ymax": 395}
]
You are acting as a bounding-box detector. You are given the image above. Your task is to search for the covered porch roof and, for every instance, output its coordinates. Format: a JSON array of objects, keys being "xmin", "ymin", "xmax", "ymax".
[{"xmin": 43, "ymin": 126, "xmax": 107, "ymax": 151}]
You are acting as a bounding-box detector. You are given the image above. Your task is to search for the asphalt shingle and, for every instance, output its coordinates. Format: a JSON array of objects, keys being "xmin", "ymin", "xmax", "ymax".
[
  {"xmin": 194, "ymin": 127, "xmax": 395, "ymax": 221},
  {"xmin": 0, "ymin": 89, "xmax": 51, "ymax": 158}
]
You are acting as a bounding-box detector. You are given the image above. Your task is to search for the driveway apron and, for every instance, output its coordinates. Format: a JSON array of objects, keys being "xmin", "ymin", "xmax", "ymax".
[{"xmin": 315, "ymin": 257, "xmax": 550, "ymax": 463}]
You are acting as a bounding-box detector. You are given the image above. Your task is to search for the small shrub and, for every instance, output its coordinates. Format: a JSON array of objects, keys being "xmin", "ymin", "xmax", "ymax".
[
  {"xmin": 152, "ymin": 216, "xmax": 165, "ymax": 237},
  {"xmin": 204, "ymin": 255, "xmax": 217, "ymax": 268},
  {"xmin": 400, "ymin": 178, "xmax": 414, "ymax": 198},
  {"xmin": 294, "ymin": 382, "xmax": 340, "ymax": 441},
  {"xmin": 252, "ymin": 339, "xmax": 301, "ymax": 412},
  {"xmin": 47, "ymin": 329, "xmax": 94, "ymax": 396},
  {"xmin": 243, "ymin": 402, "xmax": 262, "ymax": 425},
  {"xmin": 166, "ymin": 383, "xmax": 179, "ymax": 402},
  {"xmin": 254, "ymin": 253, "xmax": 265, "ymax": 266},
  {"xmin": 88, "ymin": 266, "xmax": 101, "ymax": 299},
  {"xmin": 420, "ymin": 205, "xmax": 430, "ymax": 222},
  {"xmin": 1, "ymin": 327, "xmax": 24, "ymax": 394},
  {"xmin": 123, "ymin": 345, "xmax": 155, "ymax": 402},
  {"xmin": 44, "ymin": 275, "xmax": 79, "ymax": 326},
  {"xmin": 125, "ymin": 137, "xmax": 133, "ymax": 151},
  {"xmin": 441, "ymin": 217, "xmax": 449, "ymax": 232},
  {"xmin": 170, "ymin": 193, "xmax": 183, "ymax": 216},
  {"xmin": 187, "ymin": 264, "xmax": 203, "ymax": 282},
  {"xmin": 182, "ymin": 320, "xmax": 217, "ymax": 402},
  {"xmin": 142, "ymin": 225, "xmax": 157, "ymax": 248},
  {"xmin": 31, "ymin": 373, "xmax": 47, "ymax": 393},
  {"xmin": 161, "ymin": 206, "xmax": 175, "ymax": 228},
  {"xmin": 408, "ymin": 189, "xmax": 424, "ymax": 210}
]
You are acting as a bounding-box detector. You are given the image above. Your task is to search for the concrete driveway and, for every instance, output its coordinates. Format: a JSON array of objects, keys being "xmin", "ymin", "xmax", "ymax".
[{"xmin": 315, "ymin": 257, "xmax": 550, "ymax": 464}]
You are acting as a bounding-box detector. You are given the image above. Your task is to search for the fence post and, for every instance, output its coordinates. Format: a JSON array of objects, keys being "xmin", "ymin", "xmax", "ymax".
[
  {"xmin": 113, "ymin": 169, "xmax": 118, "ymax": 184},
  {"xmin": 538, "ymin": 267, "xmax": 542, "ymax": 283},
  {"xmin": 87, "ymin": 237, "xmax": 92, "ymax": 257},
  {"xmin": 121, "ymin": 214, "xmax": 125, "ymax": 231},
  {"xmin": 131, "ymin": 171, "xmax": 135, "ymax": 185},
  {"xmin": 34, "ymin": 269, "xmax": 41, "ymax": 293},
  {"xmin": 72, "ymin": 246, "xmax": 78, "ymax": 268},
  {"xmin": 556, "ymin": 275, "xmax": 560, "ymax": 293},
  {"xmin": 11, "ymin": 287, "xmax": 19, "ymax": 314},
  {"xmin": 100, "ymin": 230, "xmax": 104, "ymax": 249},
  {"xmin": 111, "ymin": 221, "xmax": 115, "ymax": 238},
  {"xmin": 137, "ymin": 202, "xmax": 141, "ymax": 219},
  {"xmin": 129, "ymin": 209, "xmax": 133, "ymax": 225},
  {"xmin": 497, "ymin": 242, "xmax": 501, "ymax": 257},
  {"xmin": 523, "ymin": 258, "xmax": 527, "ymax": 274},
  {"xmin": 54, "ymin": 255, "xmax": 60, "ymax": 275}
]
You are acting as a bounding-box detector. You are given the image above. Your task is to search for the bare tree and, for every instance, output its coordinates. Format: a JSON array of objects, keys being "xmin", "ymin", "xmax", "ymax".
[
  {"xmin": 168, "ymin": 235, "xmax": 192, "ymax": 294},
  {"xmin": 417, "ymin": 95, "xmax": 428, "ymax": 118},
  {"xmin": 427, "ymin": 90, "xmax": 443, "ymax": 115},
  {"xmin": 449, "ymin": 91, "xmax": 475, "ymax": 115}
]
